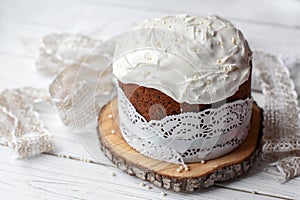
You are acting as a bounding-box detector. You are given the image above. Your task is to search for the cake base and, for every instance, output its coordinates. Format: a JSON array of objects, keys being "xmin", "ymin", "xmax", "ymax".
[{"xmin": 97, "ymin": 97, "xmax": 263, "ymax": 192}]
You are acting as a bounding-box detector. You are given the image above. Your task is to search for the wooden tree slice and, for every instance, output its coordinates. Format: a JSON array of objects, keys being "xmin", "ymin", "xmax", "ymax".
[{"xmin": 97, "ymin": 97, "xmax": 263, "ymax": 192}]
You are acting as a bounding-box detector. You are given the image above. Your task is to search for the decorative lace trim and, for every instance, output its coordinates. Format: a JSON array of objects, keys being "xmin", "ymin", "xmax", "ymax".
[
  {"xmin": 0, "ymin": 87, "xmax": 53, "ymax": 158},
  {"xmin": 253, "ymin": 51, "xmax": 300, "ymax": 180},
  {"xmin": 49, "ymin": 65, "xmax": 102, "ymax": 127},
  {"xmin": 118, "ymin": 87, "xmax": 253, "ymax": 164},
  {"xmin": 0, "ymin": 33, "xmax": 114, "ymax": 158},
  {"xmin": 35, "ymin": 33, "xmax": 104, "ymax": 76},
  {"xmin": 42, "ymin": 34, "xmax": 114, "ymax": 127},
  {"xmin": 271, "ymin": 157, "xmax": 300, "ymax": 180}
]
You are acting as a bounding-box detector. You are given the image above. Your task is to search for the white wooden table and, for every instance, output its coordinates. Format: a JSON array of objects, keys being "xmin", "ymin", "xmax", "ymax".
[{"xmin": 1, "ymin": 0, "xmax": 300, "ymax": 199}]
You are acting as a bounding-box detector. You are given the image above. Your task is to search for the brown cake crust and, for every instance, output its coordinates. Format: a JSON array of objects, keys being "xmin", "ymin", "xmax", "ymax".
[{"xmin": 119, "ymin": 62, "xmax": 252, "ymax": 121}]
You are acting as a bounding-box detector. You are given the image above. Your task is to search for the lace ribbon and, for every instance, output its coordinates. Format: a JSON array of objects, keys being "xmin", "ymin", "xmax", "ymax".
[
  {"xmin": 0, "ymin": 87, "xmax": 52, "ymax": 158},
  {"xmin": 253, "ymin": 51, "xmax": 300, "ymax": 180},
  {"xmin": 0, "ymin": 34, "xmax": 114, "ymax": 158}
]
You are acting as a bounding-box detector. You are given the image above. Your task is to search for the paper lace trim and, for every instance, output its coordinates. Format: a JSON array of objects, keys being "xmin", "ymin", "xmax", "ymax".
[{"xmin": 118, "ymin": 87, "xmax": 253, "ymax": 164}]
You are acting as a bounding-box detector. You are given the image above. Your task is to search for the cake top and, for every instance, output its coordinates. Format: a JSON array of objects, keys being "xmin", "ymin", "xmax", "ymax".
[{"xmin": 113, "ymin": 14, "xmax": 252, "ymax": 104}]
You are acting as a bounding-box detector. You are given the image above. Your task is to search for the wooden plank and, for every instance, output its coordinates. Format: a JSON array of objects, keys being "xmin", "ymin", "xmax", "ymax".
[
  {"xmin": 0, "ymin": 54, "xmax": 50, "ymax": 90},
  {"xmin": 0, "ymin": 22, "xmax": 59, "ymax": 58},
  {"xmin": 68, "ymin": 3, "xmax": 300, "ymax": 55},
  {"xmin": 0, "ymin": 4, "xmax": 299, "ymax": 59},
  {"xmin": 233, "ymin": 21, "xmax": 300, "ymax": 56},
  {"xmin": 216, "ymin": 158, "xmax": 300, "ymax": 199},
  {"xmin": 1, "ymin": 0, "xmax": 300, "ymax": 28},
  {"xmin": 35, "ymin": 101, "xmax": 111, "ymax": 164},
  {"xmin": 94, "ymin": 0, "xmax": 298, "ymax": 28},
  {"xmin": 0, "ymin": 146, "xmax": 286, "ymax": 200}
]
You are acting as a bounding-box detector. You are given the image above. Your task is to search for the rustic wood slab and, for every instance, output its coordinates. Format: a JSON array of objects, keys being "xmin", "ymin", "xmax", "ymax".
[{"xmin": 97, "ymin": 97, "xmax": 262, "ymax": 192}]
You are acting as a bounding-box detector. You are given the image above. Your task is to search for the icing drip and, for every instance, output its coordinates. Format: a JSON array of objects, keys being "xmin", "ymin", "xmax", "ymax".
[{"xmin": 113, "ymin": 14, "xmax": 252, "ymax": 104}]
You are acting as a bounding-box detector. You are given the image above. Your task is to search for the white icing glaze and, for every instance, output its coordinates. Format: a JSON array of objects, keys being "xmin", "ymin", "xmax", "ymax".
[{"xmin": 113, "ymin": 14, "xmax": 252, "ymax": 104}]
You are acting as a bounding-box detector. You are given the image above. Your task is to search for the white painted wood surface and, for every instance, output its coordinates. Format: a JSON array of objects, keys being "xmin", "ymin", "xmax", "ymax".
[{"xmin": 1, "ymin": 0, "xmax": 300, "ymax": 199}]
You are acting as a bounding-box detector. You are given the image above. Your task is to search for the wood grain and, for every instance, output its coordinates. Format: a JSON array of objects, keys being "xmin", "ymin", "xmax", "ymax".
[
  {"xmin": 0, "ymin": 145, "xmax": 283, "ymax": 200},
  {"xmin": 97, "ymin": 97, "xmax": 262, "ymax": 192}
]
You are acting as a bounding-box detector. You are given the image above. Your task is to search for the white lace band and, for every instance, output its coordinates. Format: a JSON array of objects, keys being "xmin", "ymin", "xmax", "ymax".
[{"xmin": 118, "ymin": 86, "xmax": 253, "ymax": 164}]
